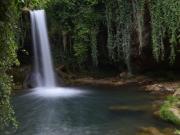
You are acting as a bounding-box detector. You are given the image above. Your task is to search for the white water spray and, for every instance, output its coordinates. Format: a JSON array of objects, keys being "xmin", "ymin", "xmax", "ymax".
[
  {"xmin": 30, "ymin": 10, "xmax": 87, "ymax": 98},
  {"xmin": 30, "ymin": 10, "xmax": 56, "ymax": 87}
]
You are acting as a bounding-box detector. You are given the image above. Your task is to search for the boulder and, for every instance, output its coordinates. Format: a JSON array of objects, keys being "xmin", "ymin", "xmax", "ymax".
[{"xmin": 137, "ymin": 127, "xmax": 164, "ymax": 135}]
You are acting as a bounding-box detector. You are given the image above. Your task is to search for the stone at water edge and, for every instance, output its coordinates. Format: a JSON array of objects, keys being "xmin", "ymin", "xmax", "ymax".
[
  {"xmin": 145, "ymin": 84, "xmax": 176, "ymax": 94},
  {"xmin": 174, "ymin": 88, "xmax": 180, "ymax": 96}
]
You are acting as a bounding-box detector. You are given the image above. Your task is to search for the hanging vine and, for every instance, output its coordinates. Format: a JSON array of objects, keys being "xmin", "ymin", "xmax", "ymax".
[
  {"xmin": 105, "ymin": 0, "xmax": 133, "ymax": 74},
  {"xmin": 132, "ymin": 0, "xmax": 145, "ymax": 54},
  {"xmin": 118, "ymin": 0, "xmax": 133, "ymax": 74},
  {"xmin": 91, "ymin": 26, "xmax": 98, "ymax": 67},
  {"xmin": 150, "ymin": 0, "xmax": 180, "ymax": 63},
  {"xmin": 105, "ymin": 0, "xmax": 117, "ymax": 60}
]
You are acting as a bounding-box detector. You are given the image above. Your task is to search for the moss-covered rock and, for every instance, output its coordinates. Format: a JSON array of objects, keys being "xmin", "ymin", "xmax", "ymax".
[
  {"xmin": 175, "ymin": 130, "xmax": 180, "ymax": 135},
  {"xmin": 160, "ymin": 96, "xmax": 180, "ymax": 125}
]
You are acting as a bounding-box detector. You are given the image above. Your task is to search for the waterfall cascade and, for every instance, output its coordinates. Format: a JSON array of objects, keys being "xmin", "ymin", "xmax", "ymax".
[
  {"xmin": 30, "ymin": 10, "xmax": 56, "ymax": 87},
  {"xmin": 30, "ymin": 10, "xmax": 86, "ymax": 98}
]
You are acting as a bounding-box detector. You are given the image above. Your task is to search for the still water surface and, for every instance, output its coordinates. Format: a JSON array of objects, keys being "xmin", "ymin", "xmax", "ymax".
[{"xmin": 7, "ymin": 85, "xmax": 172, "ymax": 135}]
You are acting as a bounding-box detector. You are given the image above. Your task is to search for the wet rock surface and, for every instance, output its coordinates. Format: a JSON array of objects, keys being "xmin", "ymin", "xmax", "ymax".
[{"xmin": 109, "ymin": 105, "xmax": 150, "ymax": 113}]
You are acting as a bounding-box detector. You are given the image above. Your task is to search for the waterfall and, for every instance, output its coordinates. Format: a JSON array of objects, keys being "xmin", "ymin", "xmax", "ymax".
[
  {"xmin": 29, "ymin": 10, "xmax": 86, "ymax": 98},
  {"xmin": 30, "ymin": 10, "xmax": 56, "ymax": 87}
]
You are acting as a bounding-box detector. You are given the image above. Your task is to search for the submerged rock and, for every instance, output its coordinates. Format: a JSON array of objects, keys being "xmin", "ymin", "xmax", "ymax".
[
  {"xmin": 137, "ymin": 127, "xmax": 175, "ymax": 135},
  {"xmin": 109, "ymin": 105, "xmax": 150, "ymax": 112},
  {"xmin": 137, "ymin": 127, "xmax": 164, "ymax": 135},
  {"xmin": 153, "ymin": 111, "xmax": 161, "ymax": 119}
]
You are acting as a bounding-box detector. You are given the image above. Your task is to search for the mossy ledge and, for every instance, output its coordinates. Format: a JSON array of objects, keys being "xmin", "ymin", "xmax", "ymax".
[{"xmin": 160, "ymin": 96, "xmax": 180, "ymax": 126}]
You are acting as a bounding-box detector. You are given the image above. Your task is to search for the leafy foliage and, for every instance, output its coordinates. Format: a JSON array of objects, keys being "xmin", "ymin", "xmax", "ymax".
[
  {"xmin": 46, "ymin": 0, "xmax": 102, "ymax": 68},
  {"xmin": 0, "ymin": 0, "xmax": 19, "ymax": 130},
  {"xmin": 18, "ymin": 0, "xmax": 49, "ymax": 9},
  {"xmin": 105, "ymin": 0, "xmax": 180, "ymax": 72},
  {"xmin": 105, "ymin": 0, "xmax": 134, "ymax": 73},
  {"xmin": 0, "ymin": 0, "xmax": 48, "ymax": 130}
]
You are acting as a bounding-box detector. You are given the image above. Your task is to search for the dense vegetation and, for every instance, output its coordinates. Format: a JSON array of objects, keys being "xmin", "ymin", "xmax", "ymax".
[
  {"xmin": 0, "ymin": 0, "xmax": 179, "ymax": 130},
  {"xmin": 46, "ymin": 0, "xmax": 103, "ymax": 69},
  {"xmin": 0, "ymin": 0, "xmax": 48, "ymax": 130},
  {"xmin": 0, "ymin": 0, "xmax": 19, "ymax": 130},
  {"xmin": 45, "ymin": 0, "xmax": 180, "ymax": 73}
]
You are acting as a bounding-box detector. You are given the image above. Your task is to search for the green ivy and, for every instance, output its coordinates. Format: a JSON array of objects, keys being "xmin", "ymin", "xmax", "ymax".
[
  {"xmin": 105, "ymin": 0, "xmax": 180, "ymax": 72},
  {"xmin": 150, "ymin": 0, "xmax": 180, "ymax": 62},
  {"xmin": 0, "ymin": 0, "xmax": 47, "ymax": 130},
  {"xmin": 0, "ymin": 0, "xmax": 19, "ymax": 130},
  {"xmin": 105, "ymin": 0, "xmax": 133, "ymax": 74}
]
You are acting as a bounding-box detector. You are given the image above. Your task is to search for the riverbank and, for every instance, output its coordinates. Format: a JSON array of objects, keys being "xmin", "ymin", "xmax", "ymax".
[
  {"xmin": 67, "ymin": 74, "xmax": 178, "ymax": 95},
  {"xmin": 11, "ymin": 66, "xmax": 180, "ymax": 94},
  {"xmin": 12, "ymin": 66, "xmax": 180, "ymax": 96}
]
